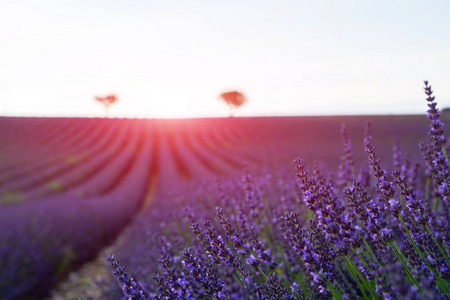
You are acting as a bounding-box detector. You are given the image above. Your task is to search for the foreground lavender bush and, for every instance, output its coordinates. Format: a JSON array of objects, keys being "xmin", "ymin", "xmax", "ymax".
[{"xmin": 106, "ymin": 81, "xmax": 450, "ymax": 299}]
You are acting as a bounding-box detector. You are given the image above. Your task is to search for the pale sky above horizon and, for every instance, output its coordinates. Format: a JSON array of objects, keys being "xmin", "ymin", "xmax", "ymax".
[{"xmin": 0, "ymin": 0, "xmax": 449, "ymax": 118}]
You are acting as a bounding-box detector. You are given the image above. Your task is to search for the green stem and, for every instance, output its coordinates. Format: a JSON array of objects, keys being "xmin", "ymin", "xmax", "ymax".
[
  {"xmin": 388, "ymin": 241, "xmax": 423, "ymax": 293},
  {"xmin": 398, "ymin": 214, "xmax": 424, "ymax": 262},
  {"xmin": 326, "ymin": 280, "xmax": 345, "ymax": 300},
  {"xmin": 232, "ymin": 272, "xmax": 245, "ymax": 288},
  {"xmin": 397, "ymin": 213, "xmax": 448, "ymax": 293},
  {"xmin": 425, "ymin": 224, "xmax": 450, "ymax": 267},
  {"xmin": 433, "ymin": 197, "xmax": 439, "ymax": 212},
  {"xmin": 359, "ymin": 241, "xmax": 391, "ymax": 284},
  {"xmin": 334, "ymin": 260, "xmax": 359, "ymax": 300},
  {"xmin": 399, "ymin": 194, "xmax": 406, "ymax": 212},
  {"xmin": 257, "ymin": 266, "xmax": 269, "ymax": 280},
  {"xmin": 442, "ymin": 146, "xmax": 450, "ymax": 164},
  {"xmin": 343, "ymin": 255, "xmax": 371, "ymax": 299},
  {"xmin": 351, "ymin": 247, "xmax": 373, "ymax": 273},
  {"xmin": 362, "ymin": 239, "xmax": 382, "ymax": 269}
]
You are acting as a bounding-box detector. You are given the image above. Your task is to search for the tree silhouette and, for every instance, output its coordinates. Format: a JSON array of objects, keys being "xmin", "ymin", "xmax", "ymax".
[
  {"xmin": 95, "ymin": 94, "xmax": 118, "ymax": 117},
  {"xmin": 219, "ymin": 91, "xmax": 247, "ymax": 116}
]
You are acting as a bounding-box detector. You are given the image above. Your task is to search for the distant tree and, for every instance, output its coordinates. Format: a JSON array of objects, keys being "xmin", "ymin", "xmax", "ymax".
[
  {"xmin": 441, "ymin": 107, "xmax": 450, "ymax": 114},
  {"xmin": 95, "ymin": 94, "xmax": 118, "ymax": 117},
  {"xmin": 219, "ymin": 91, "xmax": 247, "ymax": 116}
]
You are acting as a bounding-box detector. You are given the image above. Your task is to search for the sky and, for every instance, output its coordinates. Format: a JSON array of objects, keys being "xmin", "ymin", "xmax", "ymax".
[{"xmin": 0, "ymin": 0, "xmax": 449, "ymax": 118}]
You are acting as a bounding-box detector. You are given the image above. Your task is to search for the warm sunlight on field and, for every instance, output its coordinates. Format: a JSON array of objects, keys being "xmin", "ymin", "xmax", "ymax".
[
  {"xmin": 2, "ymin": 80, "xmax": 450, "ymax": 299},
  {"xmin": 1, "ymin": 0, "xmax": 450, "ymax": 298}
]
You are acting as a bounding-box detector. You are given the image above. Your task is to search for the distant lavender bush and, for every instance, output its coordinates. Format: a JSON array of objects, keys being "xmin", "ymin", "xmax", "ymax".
[{"xmin": 106, "ymin": 81, "xmax": 450, "ymax": 299}]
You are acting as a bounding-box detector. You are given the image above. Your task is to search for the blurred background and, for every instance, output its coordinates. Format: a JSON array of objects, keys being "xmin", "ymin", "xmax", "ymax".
[{"xmin": 0, "ymin": 0, "xmax": 449, "ymax": 118}]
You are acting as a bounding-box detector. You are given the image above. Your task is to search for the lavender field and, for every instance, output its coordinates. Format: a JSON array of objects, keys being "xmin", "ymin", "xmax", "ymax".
[{"xmin": 2, "ymin": 83, "xmax": 450, "ymax": 299}]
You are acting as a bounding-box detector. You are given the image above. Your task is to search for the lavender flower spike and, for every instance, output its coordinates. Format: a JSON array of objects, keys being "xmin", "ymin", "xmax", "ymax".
[
  {"xmin": 365, "ymin": 138, "xmax": 402, "ymax": 215},
  {"xmin": 423, "ymin": 80, "xmax": 450, "ymax": 203},
  {"xmin": 107, "ymin": 254, "xmax": 147, "ymax": 300}
]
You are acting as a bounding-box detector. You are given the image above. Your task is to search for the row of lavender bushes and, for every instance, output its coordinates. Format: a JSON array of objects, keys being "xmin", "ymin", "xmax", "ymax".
[
  {"xmin": 0, "ymin": 125, "xmax": 151, "ymax": 299},
  {"xmin": 104, "ymin": 81, "xmax": 450, "ymax": 299}
]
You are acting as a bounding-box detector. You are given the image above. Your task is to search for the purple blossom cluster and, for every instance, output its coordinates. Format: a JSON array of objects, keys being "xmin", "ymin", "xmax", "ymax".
[
  {"xmin": 98, "ymin": 81, "xmax": 450, "ymax": 300},
  {"xmin": 99, "ymin": 81, "xmax": 450, "ymax": 299}
]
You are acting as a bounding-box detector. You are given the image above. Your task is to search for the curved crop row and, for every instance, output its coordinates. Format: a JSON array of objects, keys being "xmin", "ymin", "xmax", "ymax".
[
  {"xmin": 0, "ymin": 122, "xmax": 154, "ymax": 299},
  {"xmin": 0, "ymin": 110, "xmax": 441, "ymax": 299}
]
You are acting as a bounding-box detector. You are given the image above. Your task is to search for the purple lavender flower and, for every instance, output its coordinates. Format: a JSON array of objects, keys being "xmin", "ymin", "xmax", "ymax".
[
  {"xmin": 181, "ymin": 248, "xmax": 226, "ymax": 299},
  {"xmin": 422, "ymin": 80, "xmax": 450, "ymax": 204},
  {"xmin": 215, "ymin": 207, "xmax": 251, "ymax": 259},
  {"xmin": 393, "ymin": 170, "xmax": 430, "ymax": 226},
  {"xmin": 339, "ymin": 123, "xmax": 356, "ymax": 185},
  {"xmin": 256, "ymin": 273, "xmax": 296, "ymax": 300},
  {"xmin": 365, "ymin": 138, "xmax": 402, "ymax": 216},
  {"xmin": 345, "ymin": 181, "xmax": 394, "ymax": 249},
  {"xmin": 107, "ymin": 254, "xmax": 147, "ymax": 300}
]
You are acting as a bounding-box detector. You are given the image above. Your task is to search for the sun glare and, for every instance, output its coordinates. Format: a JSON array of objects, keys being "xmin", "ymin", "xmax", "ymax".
[{"xmin": 0, "ymin": 1, "xmax": 449, "ymax": 118}]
